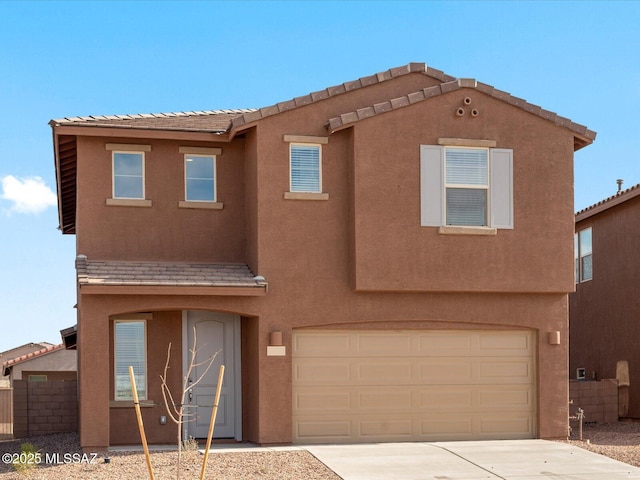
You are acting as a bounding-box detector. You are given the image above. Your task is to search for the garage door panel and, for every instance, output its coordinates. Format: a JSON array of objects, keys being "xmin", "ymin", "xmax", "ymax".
[
  {"xmin": 293, "ymin": 360, "xmax": 351, "ymax": 384},
  {"xmin": 477, "ymin": 360, "xmax": 533, "ymax": 383},
  {"xmin": 356, "ymin": 333, "xmax": 412, "ymax": 355},
  {"xmin": 296, "ymin": 420, "xmax": 351, "ymax": 440},
  {"xmin": 292, "ymin": 329, "xmax": 536, "ymax": 443},
  {"xmin": 419, "ymin": 387, "xmax": 474, "ymax": 409},
  {"xmin": 294, "ymin": 389, "xmax": 351, "ymax": 411},
  {"xmin": 478, "ymin": 386, "xmax": 533, "ymax": 409},
  {"xmin": 418, "ymin": 333, "xmax": 474, "ymax": 356},
  {"xmin": 479, "ymin": 332, "xmax": 533, "ymax": 355},
  {"xmin": 479, "ymin": 415, "xmax": 534, "ymax": 436},
  {"xmin": 293, "ymin": 332, "xmax": 351, "ymax": 357},
  {"xmin": 356, "ymin": 361, "xmax": 413, "ymax": 383},
  {"xmin": 418, "ymin": 358, "xmax": 473, "ymax": 383}
]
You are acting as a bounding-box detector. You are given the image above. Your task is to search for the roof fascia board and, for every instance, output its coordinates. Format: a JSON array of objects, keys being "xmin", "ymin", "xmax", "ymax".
[
  {"xmin": 576, "ymin": 186, "xmax": 640, "ymax": 222},
  {"xmin": 79, "ymin": 285, "xmax": 266, "ymax": 296},
  {"xmin": 52, "ymin": 125, "xmax": 231, "ymax": 143}
]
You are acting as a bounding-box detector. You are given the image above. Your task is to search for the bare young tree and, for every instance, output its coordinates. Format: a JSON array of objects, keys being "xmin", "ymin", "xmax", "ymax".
[{"xmin": 160, "ymin": 327, "xmax": 220, "ymax": 480}]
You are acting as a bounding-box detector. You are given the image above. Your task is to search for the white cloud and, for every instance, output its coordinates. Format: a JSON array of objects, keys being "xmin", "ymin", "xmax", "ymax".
[{"xmin": 1, "ymin": 175, "xmax": 57, "ymax": 214}]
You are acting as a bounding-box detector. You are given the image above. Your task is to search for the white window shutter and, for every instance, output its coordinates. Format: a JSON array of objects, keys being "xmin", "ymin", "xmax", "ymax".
[
  {"xmin": 420, "ymin": 145, "xmax": 444, "ymax": 226},
  {"xmin": 490, "ymin": 148, "xmax": 513, "ymax": 229}
]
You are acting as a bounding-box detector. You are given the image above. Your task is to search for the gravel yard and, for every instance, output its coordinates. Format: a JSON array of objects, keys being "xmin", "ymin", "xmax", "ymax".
[
  {"xmin": 0, "ymin": 433, "xmax": 340, "ymax": 480},
  {"xmin": 3, "ymin": 423, "xmax": 640, "ymax": 479}
]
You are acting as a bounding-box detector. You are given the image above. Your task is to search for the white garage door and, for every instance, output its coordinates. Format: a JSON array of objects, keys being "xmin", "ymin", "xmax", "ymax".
[{"xmin": 292, "ymin": 329, "xmax": 536, "ymax": 443}]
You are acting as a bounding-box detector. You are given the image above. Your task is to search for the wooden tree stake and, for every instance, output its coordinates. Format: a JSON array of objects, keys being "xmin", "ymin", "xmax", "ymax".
[
  {"xmin": 129, "ymin": 365, "xmax": 156, "ymax": 480},
  {"xmin": 199, "ymin": 365, "xmax": 225, "ymax": 480}
]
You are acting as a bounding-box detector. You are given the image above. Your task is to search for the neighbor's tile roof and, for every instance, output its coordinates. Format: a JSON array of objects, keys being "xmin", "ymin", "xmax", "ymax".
[
  {"xmin": 75, "ymin": 256, "xmax": 265, "ymax": 288},
  {"xmin": 50, "ymin": 109, "xmax": 257, "ymax": 133},
  {"xmin": 1, "ymin": 344, "xmax": 66, "ymax": 370},
  {"xmin": 576, "ymin": 183, "xmax": 640, "ymax": 222}
]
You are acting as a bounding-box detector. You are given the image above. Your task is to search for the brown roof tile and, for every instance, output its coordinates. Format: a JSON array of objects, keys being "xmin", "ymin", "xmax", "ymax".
[
  {"xmin": 576, "ymin": 183, "xmax": 640, "ymax": 221},
  {"xmin": 75, "ymin": 256, "xmax": 266, "ymax": 288},
  {"xmin": 325, "ymin": 79, "xmax": 597, "ymax": 149},
  {"xmin": 2, "ymin": 344, "xmax": 66, "ymax": 371},
  {"xmin": 49, "ymin": 109, "xmax": 257, "ymax": 133}
]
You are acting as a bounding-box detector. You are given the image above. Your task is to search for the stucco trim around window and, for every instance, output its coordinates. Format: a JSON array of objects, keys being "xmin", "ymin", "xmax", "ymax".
[
  {"xmin": 178, "ymin": 201, "xmax": 224, "ymax": 209},
  {"xmin": 437, "ymin": 138, "xmax": 497, "ymax": 148},
  {"xmin": 179, "ymin": 146, "xmax": 222, "ymax": 155},
  {"xmin": 283, "ymin": 192, "xmax": 329, "ymax": 201},
  {"xmin": 438, "ymin": 226, "xmax": 497, "ymax": 236},
  {"xmin": 106, "ymin": 143, "xmax": 151, "ymax": 152},
  {"xmin": 106, "ymin": 198, "xmax": 152, "ymax": 207},
  {"xmin": 283, "ymin": 134, "xmax": 328, "ymax": 144}
]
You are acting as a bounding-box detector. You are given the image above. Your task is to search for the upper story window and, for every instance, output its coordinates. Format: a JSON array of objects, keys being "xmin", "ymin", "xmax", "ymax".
[
  {"xmin": 575, "ymin": 227, "xmax": 592, "ymax": 282},
  {"xmin": 185, "ymin": 154, "xmax": 216, "ymax": 202},
  {"xmin": 420, "ymin": 141, "xmax": 513, "ymax": 233},
  {"xmin": 114, "ymin": 320, "xmax": 147, "ymax": 401},
  {"xmin": 113, "ymin": 151, "xmax": 145, "ymax": 199},
  {"xmin": 290, "ymin": 143, "xmax": 321, "ymax": 193},
  {"xmin": 105, "ymin": 144, "xmax": 151, "ymax": 206},
  {"xmin": 283, "ymin": 135, "xmax": 329, "ymax": 201},
  {"xmin": 445, "ymin": 147, "xmax": 488, "ymax": 226}
]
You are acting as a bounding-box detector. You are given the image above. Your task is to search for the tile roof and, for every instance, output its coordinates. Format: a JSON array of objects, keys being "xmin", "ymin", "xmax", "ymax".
[
  {"xmin": 229, "ymin": 63, "xmax": 454, "ymax": 129},
  {"xmin": 49, "ymin": 109, "xmax": 257, "ymax": 133},
  {"xmin": 576, "ymin": 183, "xmax": 640, "ymax": 222},
  {"xmin": 49, "ymin": 63, "xmax": 595, "ymax": 150},
  {"xmin": 1, "ymin": 344, "xmax": 66, "ymax": 372},
  {"xmin": 326, "ymin": 78, "xmax": 596, "ymax": 149},
  {"xmin": 75, "ymin": 255, "xmax": 266, "ymax": 288}
]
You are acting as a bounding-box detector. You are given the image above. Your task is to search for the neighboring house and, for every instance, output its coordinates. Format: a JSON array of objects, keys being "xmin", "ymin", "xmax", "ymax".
[
  {"xmin": 570, "ymin": 183, "xmax": 640, "ymax": 416},
  {"xmin": 50, "ymin": 63, "xmax": 595, "ymax": 451},
  {"xmin": 0, "ymin": 343, "xmax": 54, "ymax": 387},
  {"xmin": 1, "ymin": 344, "xmax": 77, "ymax": 384}
]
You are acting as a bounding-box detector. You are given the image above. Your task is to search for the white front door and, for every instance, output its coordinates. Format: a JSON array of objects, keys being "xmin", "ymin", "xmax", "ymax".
[{"xmin": 184, "ymin": 311, "xmax": 241, "ymax": 440}]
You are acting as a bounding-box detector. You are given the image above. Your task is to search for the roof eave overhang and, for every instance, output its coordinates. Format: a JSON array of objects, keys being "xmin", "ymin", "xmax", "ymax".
[
  {"xmin": 576, "ymin": 187, "xmax": 640, "ymax": 222},
  {"xmin": 51, "ymin": 124, "xmax": 231, "ymax": 142},
  {"xmin": 79, "ymin": 284, "xmax": 267, "ymax": 296}
]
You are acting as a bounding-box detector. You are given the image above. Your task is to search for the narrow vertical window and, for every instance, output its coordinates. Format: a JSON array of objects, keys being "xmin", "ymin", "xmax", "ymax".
[
  {"xmin": 113, "ymin": 152, "xmax": 144, "ymax": 199},
  {"xmin": 290, "ymin": 144, "xmax": 321, "ymax": 193},
  {"xmin": 445, "ymin": 147, "xmax": 488, "ymax": 226},
  {"xmin": 185, "ymin": 155, "xmax": 215, "ymax": 202},
  {"xmin": 114, "ymin": 320, "xmax": 146, "ymax": 400},
  {"xmin": 577, "ymin": 227, "xmax": 593, "ymax": 282}
]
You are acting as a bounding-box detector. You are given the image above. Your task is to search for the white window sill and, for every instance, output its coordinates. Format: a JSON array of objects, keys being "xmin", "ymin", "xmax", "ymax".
[
  {"xmin": 178, "ymin": 201, "xmax": 224, "ymax": 210},
  {"xmin": 284, "ymin": 192, "xmax": 329, "ymax": 201},
  {"xmin": 438, "ymin": 226, "xmax": 497, "ymax": 236},
  {"xmin": 106, "ymin": 198, "xmax": 152, "ymax": 207}
]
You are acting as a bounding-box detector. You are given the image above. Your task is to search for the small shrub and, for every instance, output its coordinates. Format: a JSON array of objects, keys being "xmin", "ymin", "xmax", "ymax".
[
  {"xmin": 12, "ymin": 442, "xmax": 39, "ymax": 477},
  {"xmin": 181, "ymin": 435, "xmax": 199, "ymax": 452}
]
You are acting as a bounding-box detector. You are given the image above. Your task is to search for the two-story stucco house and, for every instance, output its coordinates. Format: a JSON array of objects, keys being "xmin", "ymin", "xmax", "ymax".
[
  {"xmin": 51, "ymin": 63, "xmax": 595, "ymax": 451},
  {"xmin": 570, "ymin": 183, "xmax": 640, "ymax": 417}
]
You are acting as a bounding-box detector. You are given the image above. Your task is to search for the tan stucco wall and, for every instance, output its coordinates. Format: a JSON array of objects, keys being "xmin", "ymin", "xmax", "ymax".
[{"xmin": 11, "ymin": 349, "xmax": 77, "ymax": 380}]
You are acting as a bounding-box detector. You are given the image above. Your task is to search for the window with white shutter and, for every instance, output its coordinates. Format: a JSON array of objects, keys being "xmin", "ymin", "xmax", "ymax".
[{"xmin": 420, "ymin": 144, "xmax": 513, "ymax": 230}]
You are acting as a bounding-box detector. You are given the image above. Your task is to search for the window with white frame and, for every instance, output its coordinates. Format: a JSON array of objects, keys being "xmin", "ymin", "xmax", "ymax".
[
  {"xmin": 185, "ymin": 154, "xmax": 216, "ymax": 202},
  {"xmin": 420, "ymin": 144, "xmax": 513, "ymax": 230},
  {"xmin": 290, "ymin": 143, "xmax": 321, "ymax": 193},
  {"xmin": 113, "ymin": 151, "xmax": 145, "ymax": 199},
  {"xmin": 575, "ymin": 227, "xmax": 592, "ymax": 282},
  {"xmin": 445, "ymin": 147, "xmax": 489, "ymax": 226},
  {"xmin": 114, "ymin": 320, "xmax": 147, "ymax": 400}
]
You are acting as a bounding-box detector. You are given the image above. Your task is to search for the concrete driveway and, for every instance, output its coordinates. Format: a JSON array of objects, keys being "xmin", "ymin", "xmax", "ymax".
[{"xmin": 306, "ymin": 440, "xmax": 640, "ymax": 480}]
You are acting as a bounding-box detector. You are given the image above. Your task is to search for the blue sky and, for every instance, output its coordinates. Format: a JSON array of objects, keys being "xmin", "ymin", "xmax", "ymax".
[{"xmin": 0, "ymin": 1, "xmax": 638, "ymax": 353}]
